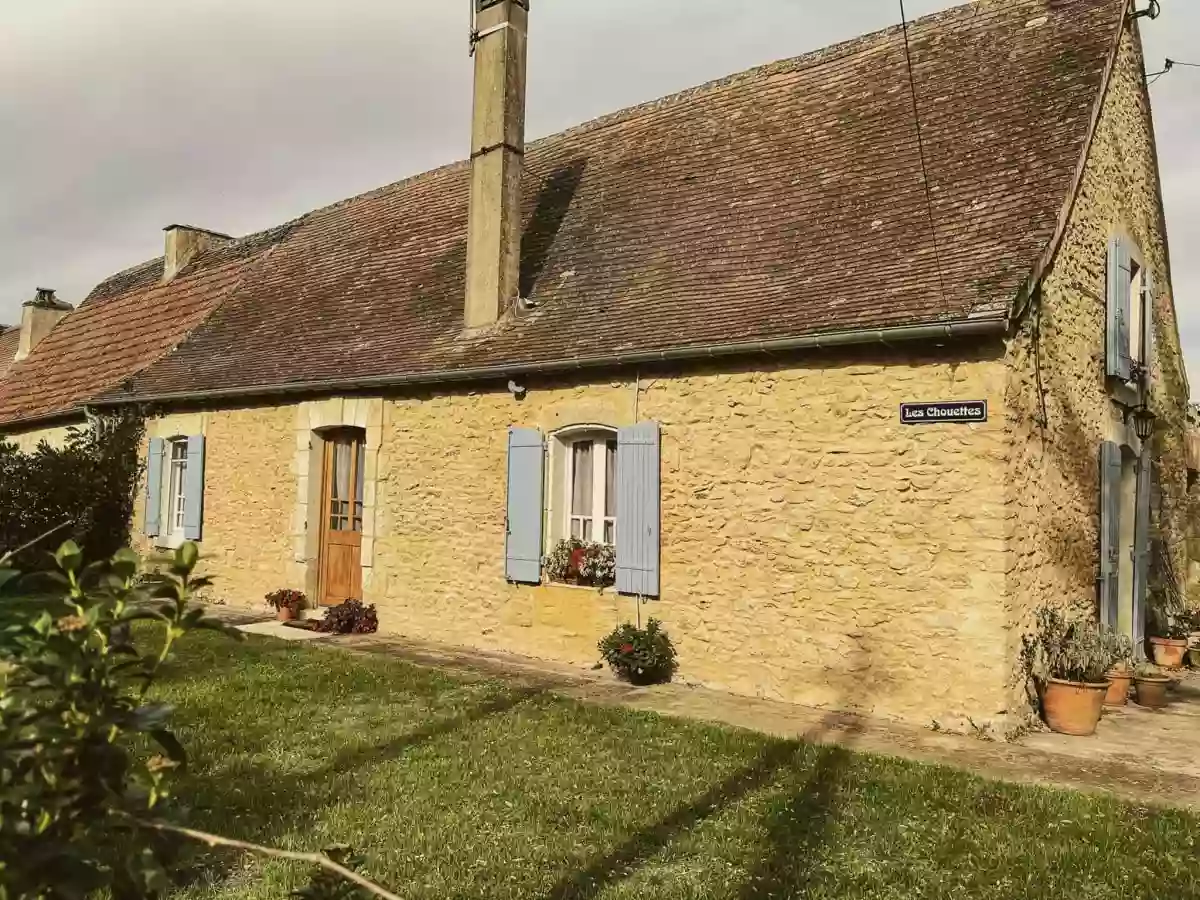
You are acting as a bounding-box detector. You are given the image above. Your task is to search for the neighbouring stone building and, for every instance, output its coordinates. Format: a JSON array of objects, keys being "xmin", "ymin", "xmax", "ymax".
[{"xmin": 0, "ymin": 0, "xmax": 1192, "ymax": 734}]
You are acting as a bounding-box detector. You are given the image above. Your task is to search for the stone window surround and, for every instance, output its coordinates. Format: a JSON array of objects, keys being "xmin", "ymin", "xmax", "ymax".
[{"xmin": 292, "ymin": 398, "xmax": 383, "ymax": 599}]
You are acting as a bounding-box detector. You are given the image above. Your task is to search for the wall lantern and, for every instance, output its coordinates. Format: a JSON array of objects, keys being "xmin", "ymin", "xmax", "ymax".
[{"xmin": 1129, "ymin": 404, "xmax": 1157, "ymax": 442}]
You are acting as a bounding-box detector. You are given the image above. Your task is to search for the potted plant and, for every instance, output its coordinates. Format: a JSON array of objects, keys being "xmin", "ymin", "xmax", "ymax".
[
  {"xmin": 1102, "ymin": 630, "xmax": 1134, "ymax": 707},
  {"xmin": 1148, "ymin": 615, "xmax": 1190, "ymax": 669},
  {"xmin": 1133, "ymin": 662, "xmax": 1171, "ymax": 709},
  {"xmin": 1022, "ymin": 607, "xmax": 1124, "ymax": 736},
  {"xmin": 598, "ymin": 618, "xmax": 678, "ymax": 686},
  {"xmin": 545, "ymin": 538, "xmax": 616, "ymax": 589},
  {"xmin": 265, "ymin": 588, "xmax": 305, "ymax": 622}
]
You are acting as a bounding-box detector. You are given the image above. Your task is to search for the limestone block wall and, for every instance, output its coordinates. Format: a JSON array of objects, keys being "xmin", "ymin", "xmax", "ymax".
[
  {"xmin": 1004, "ymin": 21, "xmax": 1191, "ymax": 706},
  {"xmin": 134, "ymin": 407, "xmax": 297, "ymax": 606},
  {"xmin": 371, "ymin": 346, "xmax": 1011, "ymax": 728},
  {"xmin": 0, "ymin": 421, "xmax": 76, "ymax": 452}
]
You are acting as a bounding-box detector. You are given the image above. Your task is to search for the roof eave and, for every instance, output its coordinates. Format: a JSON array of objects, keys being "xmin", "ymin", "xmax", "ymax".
[{"xmin": 89, "ymin": 315, "xmax": 1008, "ymax": 408}]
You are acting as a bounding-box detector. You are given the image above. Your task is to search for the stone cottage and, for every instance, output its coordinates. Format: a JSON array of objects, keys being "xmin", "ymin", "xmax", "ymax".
[{"xmin": 0, "ymin": 0, "xmax": 1191, "ymax": 733}]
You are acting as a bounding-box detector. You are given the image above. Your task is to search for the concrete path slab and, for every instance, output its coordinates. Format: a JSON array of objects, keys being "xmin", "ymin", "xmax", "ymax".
[{"xmin": 236, "ymin": 620, "xmax": 333, "ymax": 642}]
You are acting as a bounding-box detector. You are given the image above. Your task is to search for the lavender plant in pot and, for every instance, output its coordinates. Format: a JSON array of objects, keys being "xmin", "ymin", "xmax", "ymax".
[
  {"xmin": 1102, "ymin": 630, "xmax": 1135, "ymax": 707},
  {"xmin": 1022, "ymin": 606, "xmax": 1124, "ymax": 736}
]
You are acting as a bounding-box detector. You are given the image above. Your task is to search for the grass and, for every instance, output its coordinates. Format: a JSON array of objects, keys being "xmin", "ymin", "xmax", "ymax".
[{"xmin": 154, "ymin": 630, "xmax": 1200, "ymax": 899}]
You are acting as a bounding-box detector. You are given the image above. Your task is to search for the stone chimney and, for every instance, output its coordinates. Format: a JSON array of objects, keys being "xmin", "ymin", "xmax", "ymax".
[
  {"xmin": 464, "ymin": 0, "xmax": 529, "ymax": 330},
  {"xmin": 16, "ymin": 288, "xmax": 73, "ymax": 361},
  {"xmin": 163, "ymin": 224, "xmax": 232, "ymax": 281}
]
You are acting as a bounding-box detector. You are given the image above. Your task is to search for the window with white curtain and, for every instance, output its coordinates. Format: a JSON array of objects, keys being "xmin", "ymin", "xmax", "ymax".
[
  {"xmin": 564, "ymin": 432, "xmax": 617, "ymax": 546},
  {"xmin": 165, "ymin": 438, "xmax": 189, "ymax": 538}
]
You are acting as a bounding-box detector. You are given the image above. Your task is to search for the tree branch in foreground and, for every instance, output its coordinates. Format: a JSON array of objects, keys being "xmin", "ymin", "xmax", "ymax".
[{"xmin": 138, "ymin": 819, "xmax": 404, "ymax": 900}]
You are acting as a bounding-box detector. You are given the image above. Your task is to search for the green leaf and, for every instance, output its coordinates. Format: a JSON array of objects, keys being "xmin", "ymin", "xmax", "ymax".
[
  {"xmin": 110, "ymin": 547, "xmax": 139, "ymax": 581},
  {"xmin": 0, "ymin": 568, "xmax": 20, "ymax": 593},
  {"xmin": 54, "ymin": 540, "xmax": 83, "ymax": 574},
  {"xmin": 128, "ymin": 702, "xmax": 174, "ymax": 731},
  {"xmin": 150, "ymin": 728, "xmax": 188, "ymax": 768},
  {"xmin": 174, "ymin": 541, "xmax": 199, "ymax": 574}
]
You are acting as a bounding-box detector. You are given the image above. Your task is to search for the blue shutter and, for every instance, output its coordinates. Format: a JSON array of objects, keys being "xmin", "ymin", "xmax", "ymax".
[
  {"xmin": 616, "ymin": 421, "xmax": 661, "ymax": 597},
  {"xmin": 505, "ymin": 427, "xmax": 543, "ymax": 584},
  {"xmin": 1131, "ymin": 449, "xmax": 1152, "ymax": 657},
  {"xmin": 1142, "ymin": 267, "xmax": 1156, "ymax": 381},
  {"xmin": 145, "ymin": 437, "xmax": 164, "ymax": 538},
  {"xmin": 1099, "ymin": 441, "xmax": 1122, "ymax": 627},
  {"xmin": 182, "ymin": 435, "xmax": 206, "ymax": 541},
  {"xmin": 1106, "ymin": 236, "xmax": 1132, "ymax": 381}
]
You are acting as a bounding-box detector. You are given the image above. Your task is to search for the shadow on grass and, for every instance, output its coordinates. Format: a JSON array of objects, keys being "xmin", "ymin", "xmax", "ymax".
[
  {"xmin": 173, "ymin": 686, "xmax": 543, "ymax": 893},
  {"xmin": 736, "ymin": 742, "xmax": 856, "ymax": 898},
  {"xmin": 540, "ymin": 713, "xmax": 863, "ymax": 900}
]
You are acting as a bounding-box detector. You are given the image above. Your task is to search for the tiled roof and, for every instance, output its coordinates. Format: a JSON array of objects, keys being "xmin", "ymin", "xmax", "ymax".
[
  {"xmin": 0, "ymin": 327, "xmax": 20, "ymax": 382},
  {"xmin": 0, "ymin": 227, "xmax": 290, "ymax": 426},
  {"xmin": 28, "ymin": 0, "xmax": 1127, "ymax": 418}
]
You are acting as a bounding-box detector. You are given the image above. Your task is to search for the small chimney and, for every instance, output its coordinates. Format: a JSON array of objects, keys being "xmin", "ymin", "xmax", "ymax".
[
  {"xmin": 163, "ymin": 224, "xmax": 232, "ymax": 281},
  {"xmin": 464, "ymin": 0, "xmax": 530, "ymax": 330},
  {"xmin": 16, "ymin": 288, "xmax": 73, "ymax": 361}
]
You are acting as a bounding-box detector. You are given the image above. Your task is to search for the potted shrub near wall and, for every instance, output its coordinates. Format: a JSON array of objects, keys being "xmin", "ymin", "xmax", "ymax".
[
  {"xmin": 1148, "ymin": 616, "xmax": 1190, "ymax": 669},
  {"xmin": 1022, "ymin": 607, "xmax": 1124, "ymax": 736},
  {"xmin": 1103, "ymin": 631, "xmax": 1135, "ymax": 707},
  {"xmin": 1133, "ymin": 663, "xmax": 1171, "ymax": 709},
  {"xmin": 266, "ymin": 588, "xmax": 305, "ymax": 622},
  {"xmin": 598, "ymin": 619, "xmax": 678, "ymax": 686}
]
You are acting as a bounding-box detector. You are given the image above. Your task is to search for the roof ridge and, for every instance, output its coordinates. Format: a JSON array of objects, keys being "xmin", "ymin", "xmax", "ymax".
[
  {"xmin": 527, "ymin": 0, "xmax": 987, "ymax": 152},
  {"xmin": 255, "ymin": 0, "xmax": 990, "ymax": 228}
]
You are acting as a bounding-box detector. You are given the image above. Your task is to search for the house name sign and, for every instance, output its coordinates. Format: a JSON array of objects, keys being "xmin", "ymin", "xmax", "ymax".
[{"xmin": 899, "ymin": 401, "xmax": 987, "ymax": 425}]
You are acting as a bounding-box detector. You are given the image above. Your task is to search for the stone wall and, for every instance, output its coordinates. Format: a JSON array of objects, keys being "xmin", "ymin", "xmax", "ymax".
[
  {"xmin": 1004, "ymin": 20, "xmax": 1191, "ymax": 711},
  {"xmin": 133, "ymin": 407, "xmax": 297, "ymax": 606},
  {"xmin": 0, "ymin": 421, "xmax": 75, "ymax": 452},
  {"xmin": 127, "ymin": 344, "xmax": 1013, "ymax": 729}
]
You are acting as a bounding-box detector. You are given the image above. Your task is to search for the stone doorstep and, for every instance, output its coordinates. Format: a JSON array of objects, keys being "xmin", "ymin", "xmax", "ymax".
[{"xmin": 200, "ymin": 606, "xmax": 1200, "ymax": 811}]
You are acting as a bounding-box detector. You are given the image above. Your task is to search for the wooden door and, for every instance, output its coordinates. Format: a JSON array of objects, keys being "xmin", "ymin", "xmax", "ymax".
[{"xmin": 319, "ymin": 430, "xmax": 365, "ymax": 606}]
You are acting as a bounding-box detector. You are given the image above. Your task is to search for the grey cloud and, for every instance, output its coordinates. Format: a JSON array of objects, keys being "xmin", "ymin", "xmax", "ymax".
[{"xmin": 1, "ymin": 1, "xmax": 1197, "ymax": 392}]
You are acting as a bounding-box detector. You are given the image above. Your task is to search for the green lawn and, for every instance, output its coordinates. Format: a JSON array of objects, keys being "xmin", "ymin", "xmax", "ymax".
[{"xmin": 154, "ymin": 630, "xmax": 1200, "ymax": 899}]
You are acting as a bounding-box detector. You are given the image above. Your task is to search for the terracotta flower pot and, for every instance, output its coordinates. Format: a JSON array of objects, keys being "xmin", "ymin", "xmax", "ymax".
[
  {"xmin": 1103, "ymin": 669, "xmax": 1133, "ymax": 706},
  {"xmin": 1042, "ymin": 678, "xmax": 1107, "ymax": 736},
  {"xmin": 1134, "ymin": 676, "xmax": 1170, "ymax": 709},
  {"xmin": 276, "ymin": 606, "xmax": 297, "ymax": 622},
  {"xmin": 1150, "ymin": 637, "xmax": 1187, "ymax": 669}
]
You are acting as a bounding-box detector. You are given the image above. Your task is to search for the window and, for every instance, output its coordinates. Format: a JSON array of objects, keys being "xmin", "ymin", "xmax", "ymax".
[
  {"xmin": 165, "ymin": 439, "xmax": 188, "ymax": 538},
  {"xmin": 326, "ymin": 432, "xmax": 366, "ymax": 532},
  {"xmin": 551, "ymin": 428, "xmax": 618, "ymax": 547},
  {"xmin": 567, "ymin": 436, "xmax": 617, "ymax": 544},
  {"xmin": 145, "ymin": 434, "xmax": 205, "ymax": 544}
]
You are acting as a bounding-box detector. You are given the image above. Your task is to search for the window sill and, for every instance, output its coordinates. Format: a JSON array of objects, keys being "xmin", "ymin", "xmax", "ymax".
[
  {"xmin": 154, "ymin": 533, "xmax": 193, "ymax": 551},
  {"xmin": 546, "ymin": 579, "xmax": 616, "ymax": 596}
]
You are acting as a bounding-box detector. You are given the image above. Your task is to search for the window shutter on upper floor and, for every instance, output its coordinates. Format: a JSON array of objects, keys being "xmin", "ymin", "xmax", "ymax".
[
  {"xmin": 1098, "ymin": 440, "xmax": 1122, "ymax": 628},
  {"xmin": 145, "ymin": 437, "xmax": 164, "ymax": 538},
  {"xmin": 183, "ymin": 435, "xmax": 206, "ymax": 541},
  {"xmin": 616, "ymin": 421, "xmax": 661, "ymax": 598},
  {"xmin": 1131, "ymin": 448, "xmax": 1152, "ymax": 656},
  {"xmin": 1106, "ymin": 236, "xmax": 1132, "ymax": 381},
  {"xmin": 505, "ymin": 426, "xmax": 544, "ymax": 585},
  {"xmin": 1142, "ymin": 267, "xmax": 1156, "ymax": 383}
]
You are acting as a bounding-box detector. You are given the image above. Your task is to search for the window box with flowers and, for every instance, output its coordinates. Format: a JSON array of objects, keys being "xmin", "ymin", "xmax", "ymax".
[{"xmin": 545, "ymin": 538, "xmax": 615, "ymax": 589}]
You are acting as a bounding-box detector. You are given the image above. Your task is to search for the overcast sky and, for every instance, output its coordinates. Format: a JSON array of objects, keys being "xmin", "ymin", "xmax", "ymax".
[{"xmin": 1, "ymin": 1, "xmax": 1196, "ymax": 389}]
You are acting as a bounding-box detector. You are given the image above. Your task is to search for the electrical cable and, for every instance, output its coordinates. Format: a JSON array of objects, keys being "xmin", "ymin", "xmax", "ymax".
[{"xmin": 898, "ymin": 0, "xmax": 949, "ymax": 311}]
